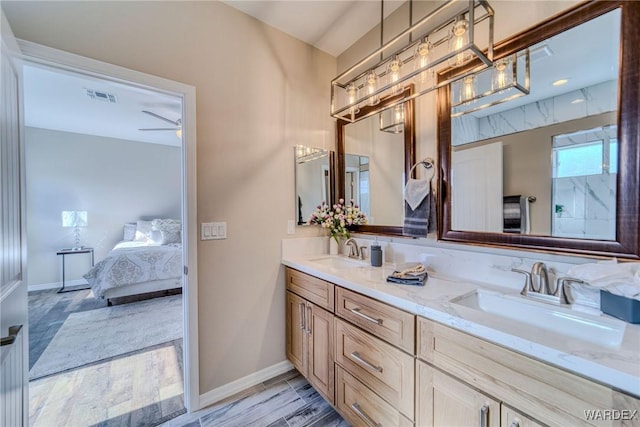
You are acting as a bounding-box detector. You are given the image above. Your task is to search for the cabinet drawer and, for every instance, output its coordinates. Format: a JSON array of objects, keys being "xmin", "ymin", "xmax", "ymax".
[
  {"xmin": 418, "ymin": 317, "xmax": 637, "ymax": 427},
  {"xmin": 336, "ymin": 287, "xmax": 415, "ymax": 354},
  {"xmin": 335, "ymin": 318, "xmax": 415, "ymax": 419},
  {"xmin": 286, "ymin": 268, "xmax": 334, "ymax": 312},
  {"xmin": 336, "ymin": 365, "xmax": 413, "ymax": 427}
]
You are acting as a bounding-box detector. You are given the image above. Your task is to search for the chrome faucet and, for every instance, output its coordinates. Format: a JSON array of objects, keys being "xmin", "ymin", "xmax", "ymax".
[{"xmin": 344, "ymin": 238, "xmax": 360, "ymax": 259}]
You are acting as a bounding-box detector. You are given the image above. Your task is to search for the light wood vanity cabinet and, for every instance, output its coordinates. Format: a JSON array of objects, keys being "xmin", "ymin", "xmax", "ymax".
[
  {"xmin": 285, "ymin": 269, "xmax": 334, "ymax": 404},
  {"xmin": 416, "ymin": 360, "xmax": 500, "ymax": 427},
  {"xmin": 417, "ymin": 316, "xmax": 640, "ymax": 427},
  {"xmin": 285, "ymin": 267, "xmax": 640, "ymax": 427}
]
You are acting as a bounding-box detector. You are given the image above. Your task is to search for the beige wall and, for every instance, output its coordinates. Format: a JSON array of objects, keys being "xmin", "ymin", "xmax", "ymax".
[
  {"xmin": 25, "ymin": 127, "xmax": 182, "ymax": 287},
  {"xmin": 3, "ymin": 1, "xmax": 335, "ymax": 394}
]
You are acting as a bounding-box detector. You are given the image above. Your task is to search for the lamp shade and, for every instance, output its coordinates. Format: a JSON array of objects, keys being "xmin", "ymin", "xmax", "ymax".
[{"xmin": 62, "ymin": 211, "xmax": 88, "ymax": 228}]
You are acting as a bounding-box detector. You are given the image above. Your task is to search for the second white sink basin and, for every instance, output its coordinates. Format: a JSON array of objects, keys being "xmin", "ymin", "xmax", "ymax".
[
  {"xmin": 450, "ymin": 290, "xmax": 626, "ymax": 348},
  {"xmin": 308, "ymin": 255, "xmax": 365, "ymax": 269}
]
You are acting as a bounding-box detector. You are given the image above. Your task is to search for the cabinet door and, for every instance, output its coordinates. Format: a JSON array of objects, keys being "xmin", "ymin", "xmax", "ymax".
[
  {"xmin": 307, "ymin": 302, "xmax": 334, "ymax": 404},
  {"xmin": 286, "ymin": 291, "xmax": 306, "ymax": 374},
  {"xmin": 501, "ymin": 406, "xmax": 545, "ymax": 427},
  {"xmin": 417, "ymin": 361, "xmax": 500, "ymax": 427}
]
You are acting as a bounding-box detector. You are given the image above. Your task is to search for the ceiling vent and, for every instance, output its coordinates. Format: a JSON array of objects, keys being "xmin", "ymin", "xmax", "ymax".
[
  {"xmin": 85, "ymin": 89, "xmax": 117, "ymax": 103},
  {"xmin": 529, "ymin": 43, "xmax": 554, "ymax": 62}
]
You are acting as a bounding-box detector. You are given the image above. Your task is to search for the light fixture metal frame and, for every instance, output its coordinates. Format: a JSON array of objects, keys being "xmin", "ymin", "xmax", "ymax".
[
  {"xmin": 450, "ymin": 49, "xmax": 530, "ymax": 117},
  {"xmin": 331, "ymin": 0, "xmax": 494, "ymax": 123}
]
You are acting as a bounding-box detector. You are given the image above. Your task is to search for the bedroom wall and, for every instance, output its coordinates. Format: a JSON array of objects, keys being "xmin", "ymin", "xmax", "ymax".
[
  {"xmin": 2, "ymin": 0, "xmax": 335, "ymax": 397},
  {"xmin": 25, "ymin": 127, "xmax": 182, "ymax": 288}
]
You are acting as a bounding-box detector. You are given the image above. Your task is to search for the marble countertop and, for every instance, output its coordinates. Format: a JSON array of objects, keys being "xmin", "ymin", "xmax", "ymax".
[{"xmin": 282, "ymin": 254, "xmax": 640, "ymax": 398}]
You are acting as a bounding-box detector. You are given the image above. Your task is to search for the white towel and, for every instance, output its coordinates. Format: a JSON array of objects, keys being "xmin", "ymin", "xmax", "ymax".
[
  {"xmin": 567, "ymin": 260, "xmax": 640, "ymax": 300},
  {"xmin": 404, "ymin": 178, "xmax": 430, "ymax": 210}
]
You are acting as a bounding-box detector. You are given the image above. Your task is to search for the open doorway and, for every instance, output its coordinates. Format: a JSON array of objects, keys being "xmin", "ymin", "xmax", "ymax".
[{"xmin": 21, "ymin": 54, "xmax": 196, "ymax": 425}]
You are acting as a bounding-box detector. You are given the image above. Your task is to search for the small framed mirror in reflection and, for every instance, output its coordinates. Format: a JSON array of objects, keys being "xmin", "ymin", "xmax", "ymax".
[{"xmin": 294, "ymin": 146, "xmax": 334, "ymax": 226}]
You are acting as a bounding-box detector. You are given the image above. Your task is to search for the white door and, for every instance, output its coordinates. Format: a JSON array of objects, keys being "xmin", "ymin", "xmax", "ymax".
[
  {"xmin": 1, "ymin": 8, "xmax": 28, "ymax": 427},
  {"xmin": 451, "ymin": 142, "xmax": 503, "ymax": 232}
]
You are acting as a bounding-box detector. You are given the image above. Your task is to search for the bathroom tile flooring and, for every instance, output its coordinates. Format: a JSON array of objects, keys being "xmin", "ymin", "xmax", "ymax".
[{"xmin": 162, "ymin": 370, "xmax": 348, "ymax": 427}]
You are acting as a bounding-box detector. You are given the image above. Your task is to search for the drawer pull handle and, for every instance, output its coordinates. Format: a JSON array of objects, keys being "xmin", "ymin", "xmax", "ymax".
[
  {"xmin": 350, "ymin": 307, "xmax": 383, "ymax": 325},
  {"xmin": 351, "ymin": 402, "xmax": 381, "ymax": 427},
  {"xmin": 480, "ymin": 404, "xmax": 490, "ymax": 427},
  {"xmin": 306, "ymin": 305, "xmax": 312, "ymax": 334},
  {"xmin": 350, "ymin": 351, "xmax": 383, "ymax": 373}
]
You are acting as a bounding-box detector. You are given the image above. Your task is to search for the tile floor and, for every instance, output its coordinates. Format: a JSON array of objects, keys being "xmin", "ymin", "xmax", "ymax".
[{"xmin": 162, "ymin": 370, "xmax": 348, "ymax": 427}]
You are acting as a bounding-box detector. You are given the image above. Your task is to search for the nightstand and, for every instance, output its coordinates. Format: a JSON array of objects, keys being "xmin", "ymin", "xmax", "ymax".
[{"xmin": 56, "ymin": 247, "xmax": 94, "ymax": 293}]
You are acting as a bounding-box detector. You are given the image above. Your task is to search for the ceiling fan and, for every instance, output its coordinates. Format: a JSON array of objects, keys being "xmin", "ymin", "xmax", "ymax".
[{"xmin": 139, "ymin": 110, "xmax": 182, "ymax": 138}]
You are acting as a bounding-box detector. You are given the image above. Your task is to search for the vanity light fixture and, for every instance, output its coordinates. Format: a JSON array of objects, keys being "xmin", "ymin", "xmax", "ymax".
[
  {"xmin": 379, "ymin": 103, "xmax": 405, "ymax": 134},
  {"xmin": 331, "ymin": 0, "xmax": 494, "ymax": 123},
  {"xmin": 450, "ymin": 50, "xmax": 530, "ymax": 118}
]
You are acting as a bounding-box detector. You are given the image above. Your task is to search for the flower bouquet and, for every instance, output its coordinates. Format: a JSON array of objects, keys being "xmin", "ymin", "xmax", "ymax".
[{"xmin": 308, "ymin": 198, "xmax": 367, "ymax": 244}]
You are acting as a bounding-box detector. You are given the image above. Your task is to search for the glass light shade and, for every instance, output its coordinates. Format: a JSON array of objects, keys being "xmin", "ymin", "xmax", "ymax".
[
  {"xmin": 387, "ymin": 55, "xmax": 403, "ymax": 95},
  {"xmin": 459, "ymin": 75, "xmax": 477, "ymax": 103},
  {"xmin": 365, "ymin": 70, "xmax": 380, "ymax": 106},
  {"xmin": 345, "ymin": 82, "xmax": 360, "ymax": 116},
  {"xmin": 492, "ymin": 58, "xmax": 513, "ymax": 91},
  {"xmin": 414, "ymin": 38, "xmax": 434, "ymax": 88},
  {"xmin": 448, "ymin": 16, "xmax": 471, "ymax": 67}
]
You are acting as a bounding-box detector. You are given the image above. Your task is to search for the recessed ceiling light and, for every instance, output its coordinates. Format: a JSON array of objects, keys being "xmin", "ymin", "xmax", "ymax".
[
  {"xmin": 552, "ymin": 79, "xmax": 569, "ymax": 86},
  {"xmin": 571, "ymin": 98, "xmax": 585, "ymax": 104}
]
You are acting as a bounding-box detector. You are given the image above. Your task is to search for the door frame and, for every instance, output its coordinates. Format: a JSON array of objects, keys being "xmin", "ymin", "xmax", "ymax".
[{"xmin": 15, "ymin": 40, "xmax": 200, "ymax": 412}]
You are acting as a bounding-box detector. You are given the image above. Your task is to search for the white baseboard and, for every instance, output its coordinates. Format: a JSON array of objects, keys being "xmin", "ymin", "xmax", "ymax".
[
  {"xmin": 28, "ymin": 279, "xmax": 88, "ymax": 292},
  {"xmin": 198, "ymin": 360, "xmax": 294, "ymax": 410}
]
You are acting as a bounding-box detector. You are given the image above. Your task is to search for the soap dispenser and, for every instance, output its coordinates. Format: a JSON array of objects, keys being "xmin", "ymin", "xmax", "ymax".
[{"xmin": 371, "ymin": 238, "xmax": 382, "ymax": 267}]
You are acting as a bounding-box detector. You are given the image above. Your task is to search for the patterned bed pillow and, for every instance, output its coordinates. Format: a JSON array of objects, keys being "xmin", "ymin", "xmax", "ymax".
[{"xmin": 152, "ymin": 219, "xmax": 182, "ymax": 245}]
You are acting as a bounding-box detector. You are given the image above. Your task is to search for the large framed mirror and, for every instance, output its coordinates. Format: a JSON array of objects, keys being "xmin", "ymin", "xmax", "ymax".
[
  {"xmin": 337, "ymin": 86, "xmax": 415, "ymax": 235},
  {"xmin": 294, "ymin": 146, "xmax": 334, "ymax": 225},
  {"xmin": 438, "ymin": 1, "xmax": 640, "ymax": 258}
]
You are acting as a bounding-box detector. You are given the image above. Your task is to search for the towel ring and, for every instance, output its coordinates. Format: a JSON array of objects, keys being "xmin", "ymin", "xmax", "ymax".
[{"xmin": 409, "ymin": 157, "xmax": 436, "ymax": 181}]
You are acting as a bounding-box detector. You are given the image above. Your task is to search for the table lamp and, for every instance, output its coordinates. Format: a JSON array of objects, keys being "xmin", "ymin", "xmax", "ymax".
[{"xmin": 62, "ymin": 211, "xmax": 87, "ymax": 250}]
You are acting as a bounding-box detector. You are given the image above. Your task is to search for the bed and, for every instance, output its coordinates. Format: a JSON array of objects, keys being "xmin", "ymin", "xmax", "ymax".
[{"xmin": 83, "ymin": 219, "xmax": 182, "ymax": 304}]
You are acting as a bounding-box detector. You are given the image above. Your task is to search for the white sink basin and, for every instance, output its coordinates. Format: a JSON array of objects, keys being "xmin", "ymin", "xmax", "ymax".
[
  {"xmin": 308, "ymin": 256, "xmax": 365, "ymax": 269},
  {"xmin": 450, "ymin": 290, "xmax": 626, "ymax": 348}
]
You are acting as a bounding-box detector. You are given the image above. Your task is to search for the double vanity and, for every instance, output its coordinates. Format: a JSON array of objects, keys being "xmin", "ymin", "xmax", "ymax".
[{"xmin": 282, "ymin": 240, "xmax": 640, "ymax": 427}]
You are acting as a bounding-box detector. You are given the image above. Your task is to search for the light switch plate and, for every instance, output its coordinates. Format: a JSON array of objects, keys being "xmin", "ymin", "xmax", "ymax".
[
  {"xmin": 201, "ymin": 222, "xmax": 227, "ymax": 240},
  {"xmin": 287, "ymin": 220, "xmax": 295, "ymax": 235}
]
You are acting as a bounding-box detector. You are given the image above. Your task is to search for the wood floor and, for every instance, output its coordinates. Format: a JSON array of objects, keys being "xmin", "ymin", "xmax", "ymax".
[
  {"xmin": 28, "ymin": 288, "xmax": 185, "ymax": 427},
  {"xmin": 162, "ymin": 370, "xmax": 348, "ymax": 427}
]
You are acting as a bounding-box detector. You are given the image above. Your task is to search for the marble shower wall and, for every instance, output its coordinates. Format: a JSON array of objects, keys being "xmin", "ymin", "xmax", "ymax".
[
  {"xmin": 452, "ymin": 80, "xmax": 617, "ymax": 145},
  {"xmin": 552, "ymin": 173, "xmax": 617, "ymax": 240}
]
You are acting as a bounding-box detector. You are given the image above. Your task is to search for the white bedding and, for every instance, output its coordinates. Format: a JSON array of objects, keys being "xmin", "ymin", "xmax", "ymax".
[{"xmin": 84, "ymin": 241, "xmax": 182, "ymax": 298}]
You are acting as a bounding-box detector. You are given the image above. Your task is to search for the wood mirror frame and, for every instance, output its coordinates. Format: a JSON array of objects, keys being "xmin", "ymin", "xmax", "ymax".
[
  {"xmin": 438, "ymin": 1, "xmax": 640, "ymax": 259},
  {"xmin": 336, "ymin": 86, "xmax": 416, "ymax": 236}
]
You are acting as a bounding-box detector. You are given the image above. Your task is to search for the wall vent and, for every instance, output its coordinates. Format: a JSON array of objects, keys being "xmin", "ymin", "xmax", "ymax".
[{"xmin": 85, "ymin": 89, "xmax": 117, "ymax": 103}]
